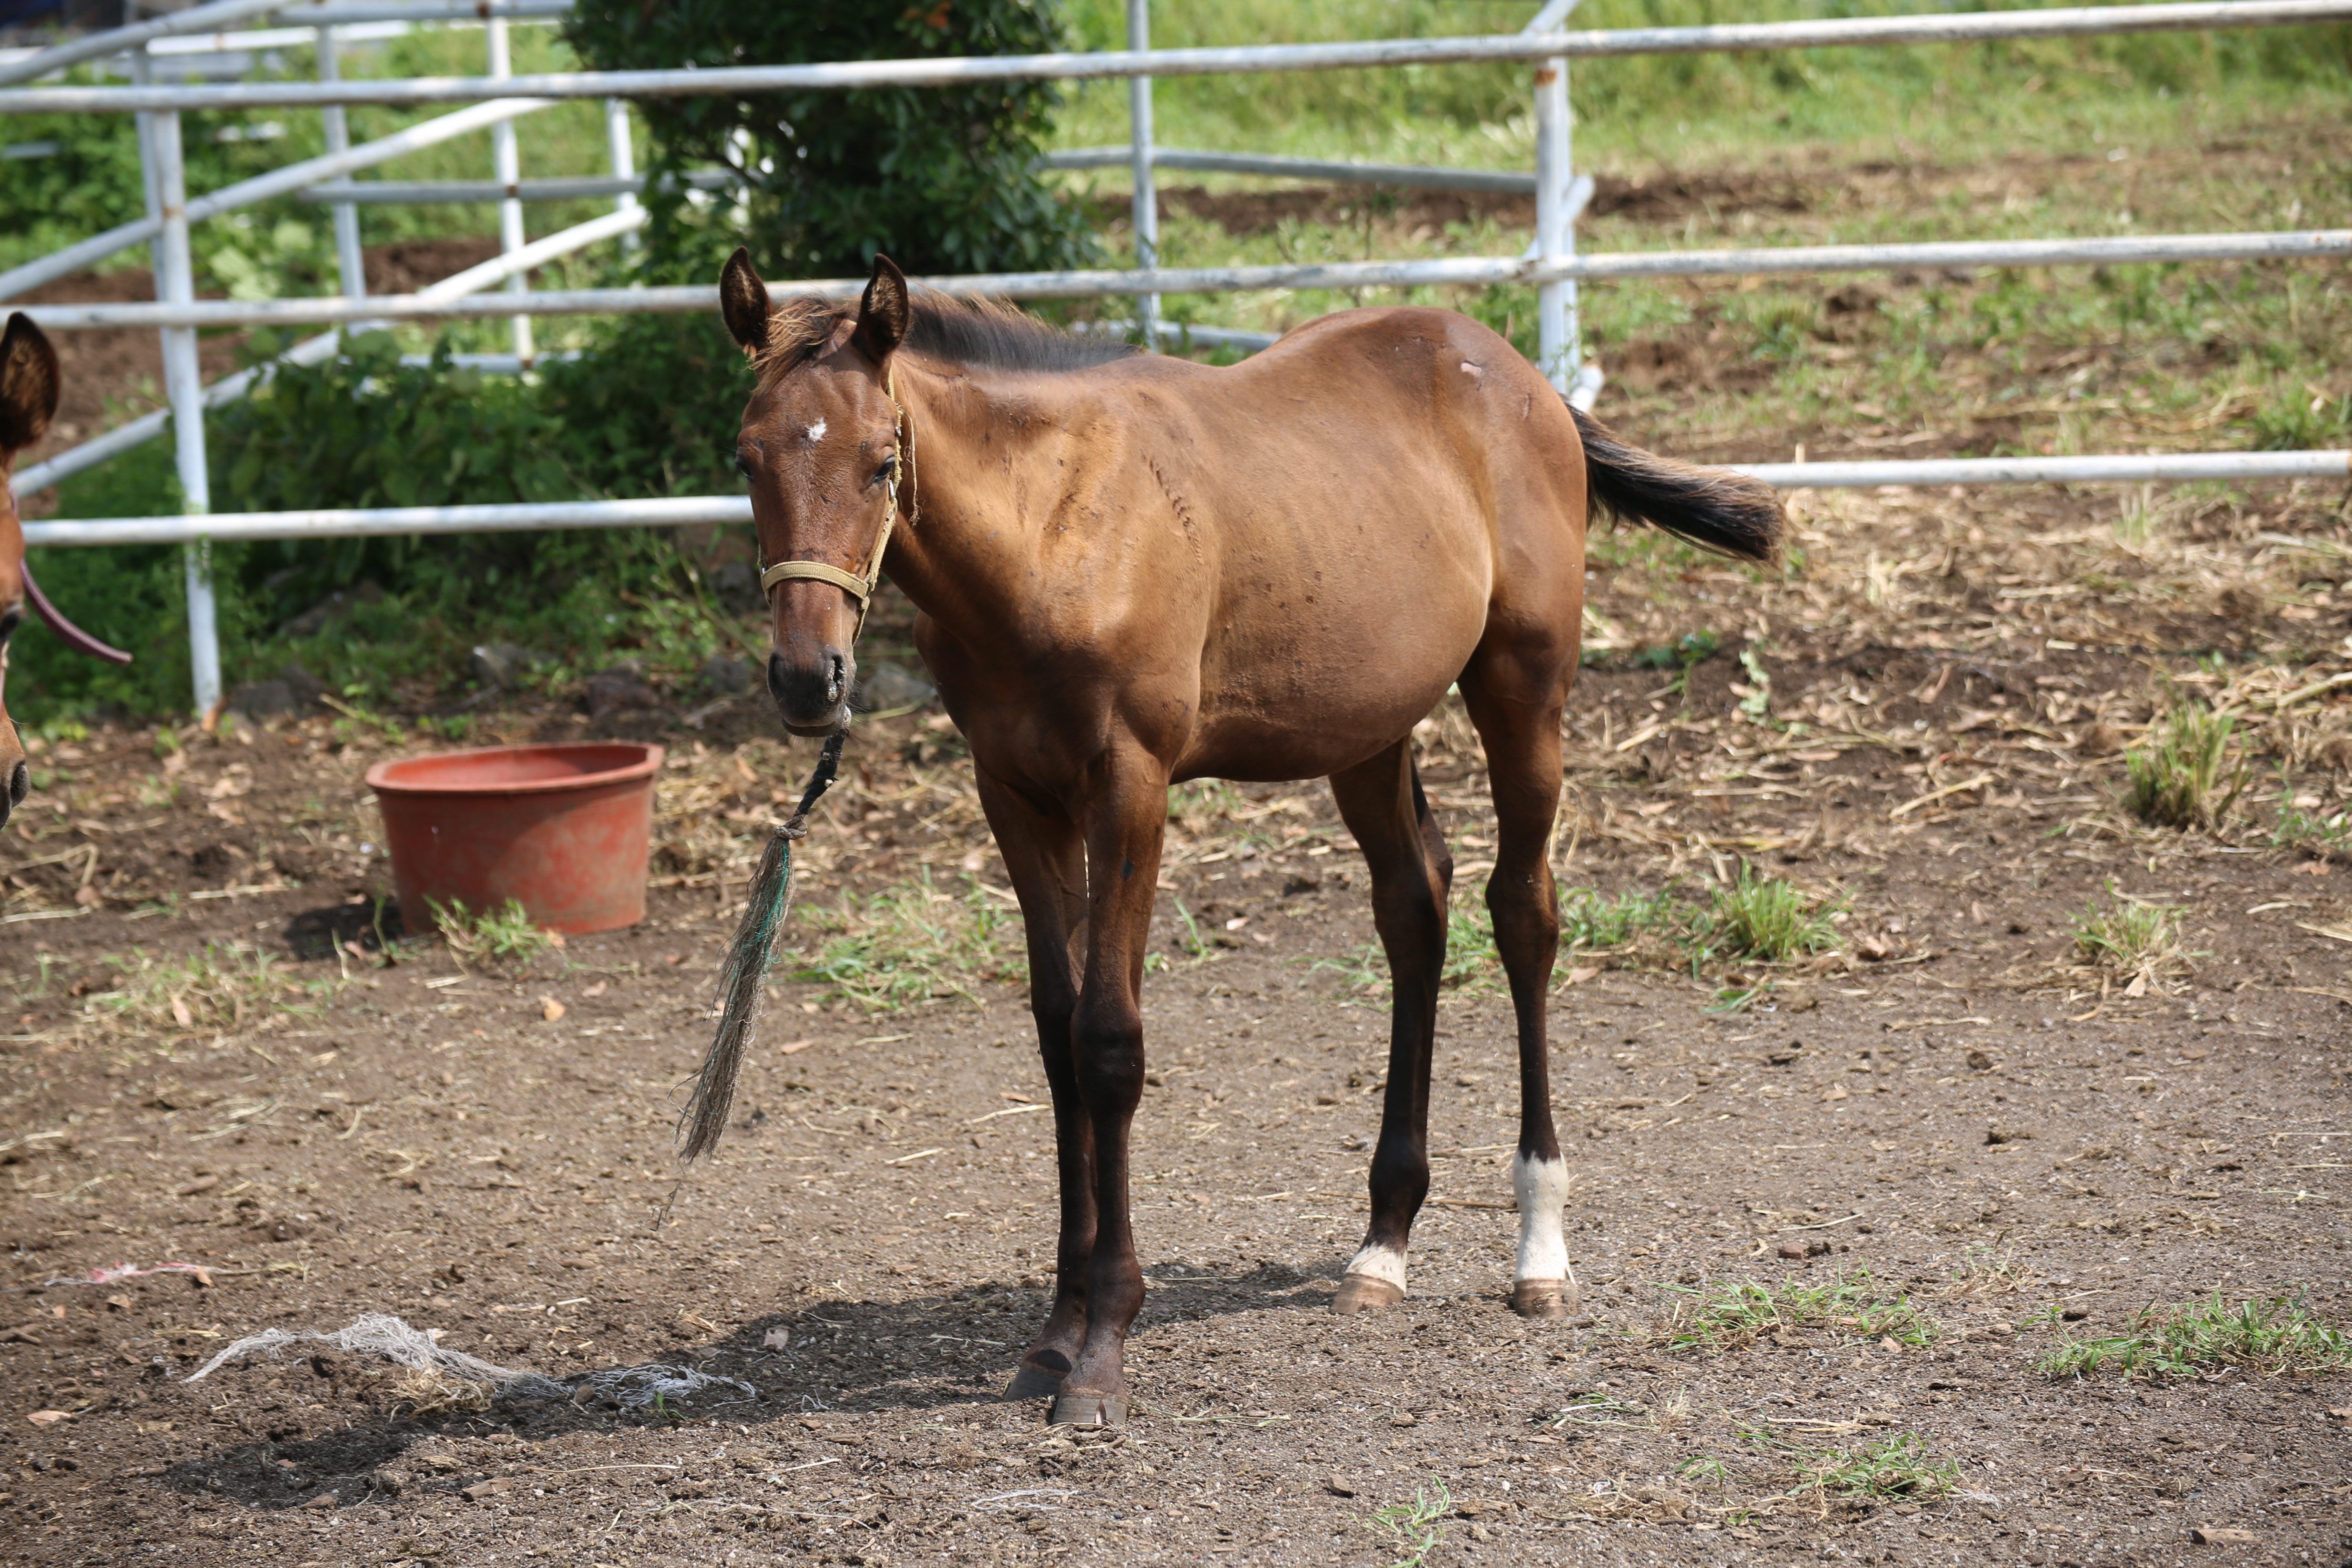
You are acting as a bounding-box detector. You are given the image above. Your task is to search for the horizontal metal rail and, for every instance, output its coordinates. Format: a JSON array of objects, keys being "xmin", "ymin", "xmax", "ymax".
[
  {"xmin": 24, "ymin": 496, "xmax": 751, "ymax": 546},
  {"xmin": 7, "ymin": 0, "xmax": 2346, "ymax": 113},
  {"xmin": 28, "ymin": 449, "xmax": 2351, "ymax": 547},
  {"xmin": 0, "ymin": 0, "xmax": 285, "ymax": 87},
  {"xmin": 0, "ymin": 20, "xmax": 414, "ymax": 70},
  {"xmin": 10, "ymin": 205, "xmax": 641, "ymax": 499},
  {"xmin": 275, "ymin": 0, "xmax": 572, "ymax": 21},
  {"xmin": 1042, "ymin": 146, "xmax": 1537, "ymax": 195},
  {"xmin": 1733, "ymin": 450, "xmax": 2352, "ymax": 488},
  {"xmin": 21, "ymin": 227, "xmax": 2348, "ymax": 330},
  {"xmin": 0, "ymin": 96, "xmax": 555, "ymax": 303},
  {"xmin": 293, "ymin": 167, "xmax": 731, "ymax": 204}
]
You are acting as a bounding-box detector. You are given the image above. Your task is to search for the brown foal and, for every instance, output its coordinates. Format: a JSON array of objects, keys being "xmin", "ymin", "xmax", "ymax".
[{"xmin": 720, "ymin": 252, "xmax": 1781, "ymax": 1427}]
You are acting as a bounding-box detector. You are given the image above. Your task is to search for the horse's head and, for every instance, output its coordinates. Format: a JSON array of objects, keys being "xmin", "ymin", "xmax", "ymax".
[
  {"xmin": 0, "ymin": 313, "xmax": 61, "ymax": 830},
  {"xmin": 719, "ymin": 249, "xmax": 912, "ymax": 737}
]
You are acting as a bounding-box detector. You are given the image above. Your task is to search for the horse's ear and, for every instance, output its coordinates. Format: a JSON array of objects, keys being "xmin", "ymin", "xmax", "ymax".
[
  {"xmin": 0, "ymin": 312, "xmax": 59, "ymax": 452},
  {"xmin": 853, "ymin": 254, "xmax": 911, "ymax": 362},
  {"xmin": 718, "ymin": 248, "xmax": 772, "ymax": 359}
]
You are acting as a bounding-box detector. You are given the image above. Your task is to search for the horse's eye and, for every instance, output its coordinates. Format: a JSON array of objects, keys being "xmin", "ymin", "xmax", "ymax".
[
  {"xmin": 873, "ymin": 454, "xmax": 899, "ymax": 487},
  {"xmin": 734, "ymin": 450, "xmax": 754, "ymax": 479}
]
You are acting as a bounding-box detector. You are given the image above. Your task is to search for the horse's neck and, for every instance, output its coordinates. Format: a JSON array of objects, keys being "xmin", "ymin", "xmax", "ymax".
[{"xmin": 884, "ymin": 364, "xmax": 1061, "ymax": 630}]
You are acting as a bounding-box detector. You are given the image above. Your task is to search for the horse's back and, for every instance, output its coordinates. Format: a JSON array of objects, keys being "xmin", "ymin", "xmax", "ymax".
[{"xmin": 1100, "ymin": 307, "xmax": 1587, "ymax": 780}]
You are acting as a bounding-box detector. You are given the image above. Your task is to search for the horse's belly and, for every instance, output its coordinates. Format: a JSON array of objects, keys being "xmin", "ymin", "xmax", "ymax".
[{"xmin": 1175, "ymin": 597, "xmax": 1481, "ymax": 782}]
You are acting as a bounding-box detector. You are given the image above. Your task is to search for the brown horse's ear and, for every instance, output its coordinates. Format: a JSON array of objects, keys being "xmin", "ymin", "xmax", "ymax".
[
  {"xmin": 853, "ymin": 254, "xmax": 911, "ymax": 362},
  {"xmin": 0, "ymin": 312, "xmax": 60, "ymax": 453},
  {"xmin": 718, "ymin": 248, "xmax": 773, "ymax": 359}
]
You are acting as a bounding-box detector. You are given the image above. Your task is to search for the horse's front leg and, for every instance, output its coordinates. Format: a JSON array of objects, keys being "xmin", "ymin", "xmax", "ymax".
[
  {"xmin": 1047, "ymin": 750, "xmax": 1168, "ymax": 1428},
  {"xmin": 973, "ymin": 766, "xmax": 1094, "ymax": 1401}
]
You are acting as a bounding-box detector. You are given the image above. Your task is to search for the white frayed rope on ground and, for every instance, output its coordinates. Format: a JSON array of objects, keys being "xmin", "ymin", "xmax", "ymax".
[{"xmin": 183, "ymin": 1312, "xmax": 757, "ymax": 1410}]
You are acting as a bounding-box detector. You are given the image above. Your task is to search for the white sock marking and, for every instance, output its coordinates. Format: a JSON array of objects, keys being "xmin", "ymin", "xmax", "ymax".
[
  {"xmin": 804, "ymin": 419, "xmax": 827, "ymax": 443},
  {"xmin": 1512, "ymin": 1152, "xmax": 1571, "ymax": 1286},
  {"xmin": 1343, "ymin": 1242, "xmax": 1408, "ymax": 1291}
]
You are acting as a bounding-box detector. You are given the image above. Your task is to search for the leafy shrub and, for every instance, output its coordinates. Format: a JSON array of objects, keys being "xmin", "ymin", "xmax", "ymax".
[{"xmin": 564, "ymin": 0, "xmax": 1096, "ymax": 281}]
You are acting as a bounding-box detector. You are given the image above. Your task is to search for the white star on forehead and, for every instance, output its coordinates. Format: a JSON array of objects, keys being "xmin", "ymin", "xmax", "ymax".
[{"xmin": 804, "ymin": 419, "xmax": 827, "ymax": 443}]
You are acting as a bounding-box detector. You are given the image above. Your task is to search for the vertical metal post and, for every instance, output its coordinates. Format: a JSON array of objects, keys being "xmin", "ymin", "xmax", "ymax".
[
  {"xmin": 151, "ymin": 98, "xmax": 221, "ymax": 717},
  {"xmin": 1529, "ymin": 0, "xmax": 1597, "ymax": 405},
  {"xmin": 316, "ymin": 23, "xmax": 367, "ymax": 302},
  {"xmin": 1533, "ymin": 57, "xmax": 1577, "ymax": 395},
  {"xmin": 487, "ymin": 14, "xmax": 532, "ymax": 362},
  {"xmin": 1126, "ymin": 0, "xmax": 1159, "ymax": 350},
  {"xmin": 604, "ymin": 97, "xmax": 639, "ymax": 255}
]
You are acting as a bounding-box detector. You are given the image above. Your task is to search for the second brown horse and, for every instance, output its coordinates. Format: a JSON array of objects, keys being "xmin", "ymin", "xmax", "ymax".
[{"xmin": 719, "ymin": 253, "xmax": 1782, "ymax": 1426}]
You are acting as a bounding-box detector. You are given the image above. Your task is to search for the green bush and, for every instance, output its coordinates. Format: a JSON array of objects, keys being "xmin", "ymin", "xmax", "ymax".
[
  {"xmin": 565, "ymin": 0, "xmax": 1096, "ymax": 282},
  {"xmin": 16, "ymin": 316, "xmax": 758, "ymax": 718}
]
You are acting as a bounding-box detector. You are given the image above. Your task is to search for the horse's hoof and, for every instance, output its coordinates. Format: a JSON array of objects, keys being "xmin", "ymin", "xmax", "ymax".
[
  {"xmin": 1047, "ymin": 1390, "xmax": 1128, "ymax": 1428},
  {"xmin": 1331, "ymin": 1273, "xmax": 1406, "ymax": 1315},
  {"xmin": 1510, "ymin": 1278, "xmax": 1578, "ymax": 1320},
  {"xmin": 1003, "ymin": 1361, "xmax": 1067, "ymax": 1400}
]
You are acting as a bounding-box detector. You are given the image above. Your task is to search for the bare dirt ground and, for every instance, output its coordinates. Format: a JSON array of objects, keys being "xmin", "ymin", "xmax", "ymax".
[{"xmin": 5, "ymin": 460, "xmax": 2352, "ymax": 1565}]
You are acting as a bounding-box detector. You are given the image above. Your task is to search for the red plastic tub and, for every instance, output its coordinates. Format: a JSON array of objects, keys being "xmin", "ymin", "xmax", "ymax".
[{"xmin": 365, "ymin": 743, "xmax": 664, "ymax": 935}]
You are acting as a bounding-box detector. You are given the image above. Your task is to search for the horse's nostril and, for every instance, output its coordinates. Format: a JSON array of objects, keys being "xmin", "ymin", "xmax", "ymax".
[
  {"xmin": 825, "ymin": 656, "xmax": 846, "ymax": 706},
  {"xmin": 7, "ymin": 762, "xmax": 25, "ymax": 807}
]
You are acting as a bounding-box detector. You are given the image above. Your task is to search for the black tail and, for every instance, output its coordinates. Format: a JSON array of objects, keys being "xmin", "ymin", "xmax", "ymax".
[{"xmin": 1568, "ymin": 401, "xmax": 1783, "ymax": 564}]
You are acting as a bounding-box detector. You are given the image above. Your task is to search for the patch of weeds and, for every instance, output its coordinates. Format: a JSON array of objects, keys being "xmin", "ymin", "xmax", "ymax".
[
  {"xmin": 2123, "ymin": 701, "xmax": 2250, "ymax": 829},
  {"xmin": 2041, "ymin": 1292, "xmax": 2352, "ymax": 1381},
  {"xmin": 84, "ymin": 942, "xmax": 325, "ymax": 1036},
  {"xmin": 432, "ymin": 897, "xmax": 555, "ymax": 977},
  {"xmin": 2069, "ymin": 884, "xmax": 2185, "ymax": 993},
  {"xmin": 1796, "ymin": 1432, "xmax": 1959, "ymax": 1503},
  {"xmin": 1657, "ymin": 1272, "xmax": 1939, "ymax": 1356},
  {"xmin": 1676, "ymin": 1452, "xmax": 1732, "ymax": 1488},
  {"xmin": 1172, "ymin": 896, "xmax": 1212, "ymax": 960},
  {"xmin": 2113, "ymin": 483, "xmax": 2160, "ymax": 547},
  {"xmin": 1698, "ymin": 864, "xmax": 1844, "ymax": 964},
  {"xmin": 1363, "ymin": 1483, "xmax": 1450, "ymax": 1568},
  {"xmin": 1328, "ymin": 866, "xmax": 1839, "ymax": 1000},
  {"xmin": 793, "ymin": 867, "xmax": 1025, "ymax": 1010},
  {"xmin": 1559, "ymin": 885, "xmax": 1688, "ymax": 951},
  {"xmin": 1616, "ymin": 628, "xmax": 1725, "ymax": 697},
  {"xmin": 2272, "ymin": 792, "xmax": 2352, "ymax": 861},
  {"xmin": 1442, "ymin": 894, "xmax": 1502, "ymax": 991}
]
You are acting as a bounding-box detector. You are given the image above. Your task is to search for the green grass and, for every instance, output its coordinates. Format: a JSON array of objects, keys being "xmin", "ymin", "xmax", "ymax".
[
  {"xmin": 792, "ymin": 868, "xmax": 1026, "ymax": 1010},
  {"xmin": 2041, "ymin": 1292, "xmax": 2352, "ymax": 1380},
  {"xmin": 1659, "ymin": 1272, "xmax": 1940, "ymax": 1356},
  {"xmin": 2069, "ymin": 886, "xmax": 2184, "ymax": 987},
  {"xmin": 1362, "ymin": 1483, "xmax": 1451, "ymax": 1568},
  {"xmin": 82, "ymin": 942, "xmax": 329, "ymax": 1038},
  {"xmin": 1797, "ymin": 1432, "xmax": 1961, "ymax": 1503},
  {"xmin": 1319, "ymin": 865, "xmax": 1841, "ymax": 1001},
  {"xmin": 431, "ymin": 897, "xmax": 556, "ymax": 977},
  {"xmin": 2124, "ymin": 703, "xmax": 2252, "ymax": 830},
  {"xmin": 1702, "ymin": 864, "xmax": 1844, "ymax": 964},
  {"xmin": 2272, "ymin": 793, "xmax": 2352, "ymax": 861}
]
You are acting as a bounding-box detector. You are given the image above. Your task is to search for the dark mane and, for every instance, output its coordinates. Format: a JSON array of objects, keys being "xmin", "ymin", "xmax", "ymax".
[{"xmin": 753, "ymin": 291, "xmax": 1134, "ymax": 389}]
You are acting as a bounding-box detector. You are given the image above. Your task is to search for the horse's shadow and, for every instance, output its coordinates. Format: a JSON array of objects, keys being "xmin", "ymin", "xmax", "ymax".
[{"xmin": 155, "ymin": 1257, "xmax": 1337, "ymax": 1512}]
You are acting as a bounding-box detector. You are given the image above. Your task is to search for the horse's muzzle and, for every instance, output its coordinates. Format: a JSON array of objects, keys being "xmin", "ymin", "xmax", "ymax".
[{"xmin": 768, "ymin": 647, "xmax": 852, "ymax": 738}]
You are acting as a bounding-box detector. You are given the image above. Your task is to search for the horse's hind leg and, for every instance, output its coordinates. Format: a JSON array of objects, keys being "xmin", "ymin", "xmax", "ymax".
[
  {"xmin": 1459, "ymin": 650, "xmax": 1578, "ymax": 1320},
  {"xmin": 972, "ymin": 766, "xmax": 1095, "ymax": 1399},
  {"xmin": 1327, "ymin": 739, "xmax": 1452, "ymax": 1313}
]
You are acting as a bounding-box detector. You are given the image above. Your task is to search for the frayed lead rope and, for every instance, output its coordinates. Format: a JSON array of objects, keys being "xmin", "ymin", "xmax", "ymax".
[{"xmin": 677, "ymin": 727, "xmax": 847, "ymax": 1163}]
